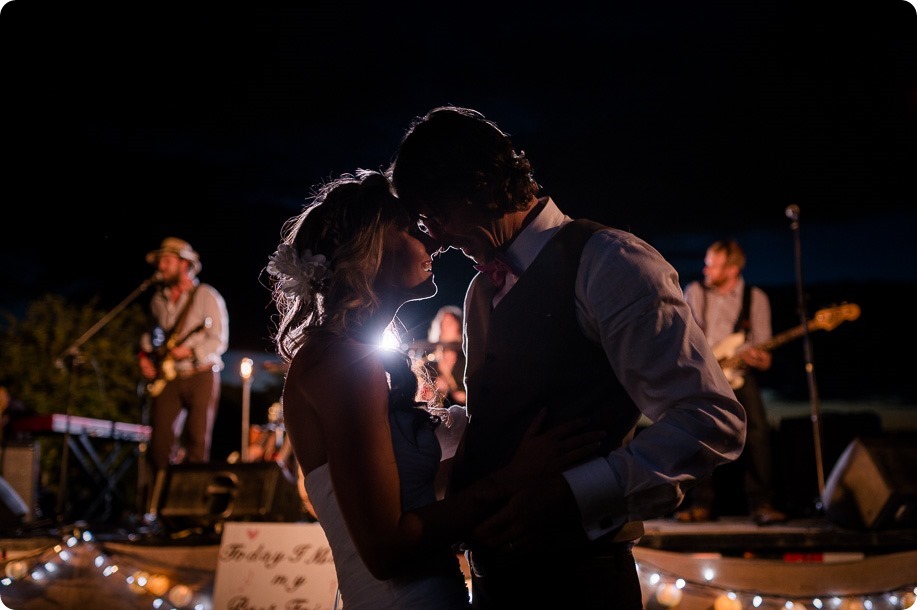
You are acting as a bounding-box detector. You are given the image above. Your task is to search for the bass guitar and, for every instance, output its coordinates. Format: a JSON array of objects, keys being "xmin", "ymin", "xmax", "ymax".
[
  {"xmin": 713, "ymin": 303, "xmax": 861, "ymax": 389},
  {"xmin": 145, "ymin": 317, "xmax": 212, "ymax": 398}
]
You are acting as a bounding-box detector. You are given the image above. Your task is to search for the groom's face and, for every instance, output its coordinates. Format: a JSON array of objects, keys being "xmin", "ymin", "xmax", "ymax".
[{"xmin": 415, "ymin": 202, "xmax": 500, "ymax": 265}]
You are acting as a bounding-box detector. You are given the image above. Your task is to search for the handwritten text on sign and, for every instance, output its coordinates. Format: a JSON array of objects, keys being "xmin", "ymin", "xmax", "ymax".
[{"xmin": 212, "ymin": 522, "xmax": 338, "ymax": 610}]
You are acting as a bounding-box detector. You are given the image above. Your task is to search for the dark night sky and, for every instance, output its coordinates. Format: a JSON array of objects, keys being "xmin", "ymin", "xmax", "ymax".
[{"xmin": 2, "ymin": 2, "xmax": 916, "ymax": 403}]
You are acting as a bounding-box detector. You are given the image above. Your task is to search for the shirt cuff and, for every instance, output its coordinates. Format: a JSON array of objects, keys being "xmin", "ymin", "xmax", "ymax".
[{"xmin": 563, "ymin": 457, "xmax": 627, "ymax": 540}]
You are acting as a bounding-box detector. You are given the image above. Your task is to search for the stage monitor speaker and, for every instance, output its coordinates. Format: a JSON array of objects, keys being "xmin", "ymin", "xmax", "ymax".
[
  {"xmin": 151, "ymin": 461, "xmax": 304, "ymax": 532},
  {"xmin": 0, "ymin": 476, "xmax": 29, "ymax": 532},
  {"xmin": 776, "ymin": 411, "xmax": 882, "ymax": 517},
  {"xmin": 822, "ymin": 436, "xmax": 917, "ymax": 530}
]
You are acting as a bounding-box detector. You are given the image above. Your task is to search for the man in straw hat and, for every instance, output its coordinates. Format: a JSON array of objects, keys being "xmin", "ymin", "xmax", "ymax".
[{"xmin": 138, "ymin": 237, "xmax": 229, "ymax": 508}]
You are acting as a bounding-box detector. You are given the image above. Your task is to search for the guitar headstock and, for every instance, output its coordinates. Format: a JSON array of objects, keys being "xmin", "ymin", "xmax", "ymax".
[{"xmin": 813, "ymin": 303, "xmax": 861, "ymax": 331}]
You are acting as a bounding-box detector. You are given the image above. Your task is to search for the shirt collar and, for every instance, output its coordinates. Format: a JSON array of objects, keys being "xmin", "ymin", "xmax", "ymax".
[
  {"xmin": 503, "ymin": 197, "xmax": 571, "ymax": 275},
  {"xmin": 708, "ymin": 276, "xmax": 745, "ymax": 298}
]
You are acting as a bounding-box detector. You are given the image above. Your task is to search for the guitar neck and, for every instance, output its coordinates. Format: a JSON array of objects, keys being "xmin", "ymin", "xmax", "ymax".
[
  {"xmin": 720, "ymin": 320, "xmax": 814, "ymax": 368},
  {"xmin": 756, "ymin": 320, "xmax": 816, "ymax": 353},
  {"xmin": 717, "ymin": 304, "xmax": 859, "ymax": 371}
]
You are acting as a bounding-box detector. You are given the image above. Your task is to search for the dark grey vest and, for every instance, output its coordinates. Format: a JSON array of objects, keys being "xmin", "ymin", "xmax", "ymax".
[{"xmin": 451, "ymin": 219, "xmax": 641, "ymax": 492}]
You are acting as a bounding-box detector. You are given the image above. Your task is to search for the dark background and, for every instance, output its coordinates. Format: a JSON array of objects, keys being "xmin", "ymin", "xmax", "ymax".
[{"xmin": 2, "ymin": 2, "xmax": 916, "ymax": 416}]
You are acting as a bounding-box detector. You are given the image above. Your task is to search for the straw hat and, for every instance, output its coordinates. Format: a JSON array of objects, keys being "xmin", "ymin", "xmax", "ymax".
[{"xmin": 146, "ymin": 237, "xmax": 202, "ymax": 275}]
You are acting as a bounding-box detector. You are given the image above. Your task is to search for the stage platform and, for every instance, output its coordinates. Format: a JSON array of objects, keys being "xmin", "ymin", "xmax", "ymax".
[{"xmin": 639, "ymin": 515, "xmax": 917, "ymax": 558}]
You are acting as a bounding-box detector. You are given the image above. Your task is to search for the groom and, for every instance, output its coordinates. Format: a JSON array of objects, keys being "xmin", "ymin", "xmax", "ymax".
[{"xmin": 390, "ymin": 105, "xmax": 746, "ymax": 608}]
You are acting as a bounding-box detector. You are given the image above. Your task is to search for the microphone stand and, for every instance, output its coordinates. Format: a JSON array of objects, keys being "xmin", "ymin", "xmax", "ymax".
[
  {"xmin": 785, "ymin": 205, "xmax": 827, "ymax": 511},
  {"xmin": 53, "ymin": 274, "xmax": 160, "ymax": 523}
]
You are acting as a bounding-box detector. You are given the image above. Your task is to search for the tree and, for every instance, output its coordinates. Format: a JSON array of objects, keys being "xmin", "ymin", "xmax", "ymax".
[
  {"xmin": 0, "ymin": 294, "xmax": 149, "ymax": 524},
  {"xmin": 1, "ymin": 294, "xmax": 148, "ymax": 421}
]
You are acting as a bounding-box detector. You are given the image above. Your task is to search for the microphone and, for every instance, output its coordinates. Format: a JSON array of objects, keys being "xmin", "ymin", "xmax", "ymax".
[
  {"xmin": 785, "ymin": 204, "xmax": 800, "ymax": 221},
  {"xmin": 143, "ymin": 271, "xmax": 164, "ymax": 288}
]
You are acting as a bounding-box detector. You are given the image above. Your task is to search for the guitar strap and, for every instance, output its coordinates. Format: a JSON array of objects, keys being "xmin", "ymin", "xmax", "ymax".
[
  {"xmin": 695, "ymin": 281, "xmax": 753, "ymax": 334},
  {"xmin": 165, "ymin": 286, "xmax": 199, "ymax": 346},
  {"xmin": 733, "ymin": 283, "xmax": 753, "ymax": 334}
]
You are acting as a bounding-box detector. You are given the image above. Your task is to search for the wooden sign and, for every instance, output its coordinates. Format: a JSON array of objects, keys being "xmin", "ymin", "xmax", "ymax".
[{"xmin": 212, "ymin": 521, "xmax": 339, "ymax": 609}]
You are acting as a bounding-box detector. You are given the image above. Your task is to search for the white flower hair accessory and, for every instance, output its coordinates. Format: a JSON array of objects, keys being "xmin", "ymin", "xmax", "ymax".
[{"xmin": 267, "ymin": 244, "xmax": 332, "ymax": 301}]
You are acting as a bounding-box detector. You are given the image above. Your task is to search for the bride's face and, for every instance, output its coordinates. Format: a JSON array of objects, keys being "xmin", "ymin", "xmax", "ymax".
[{"xmin": 376, "ymin": 223, "xmax": 439, "ymax": 304}]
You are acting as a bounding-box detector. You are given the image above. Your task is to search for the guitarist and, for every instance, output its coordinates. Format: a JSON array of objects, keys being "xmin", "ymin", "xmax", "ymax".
[
  {"xmin": 138, "ymin": 237, "xmax": 229, "ymax": 505},
  {"xmin": 678, "ymin": 239, "xmax": 788, "ymax": 526}
]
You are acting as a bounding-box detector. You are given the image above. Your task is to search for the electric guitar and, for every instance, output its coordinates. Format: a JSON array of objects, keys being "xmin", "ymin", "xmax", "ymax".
[
  {"xmin": 144, "ymin": 317, "xmax": 212, "ymax": 398},
  {"xmin": 713, "ymin": 303, "xmax": 861, "ymax": 389}
]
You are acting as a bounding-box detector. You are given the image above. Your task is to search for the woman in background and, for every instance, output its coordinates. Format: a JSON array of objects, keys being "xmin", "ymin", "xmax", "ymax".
[{"xmin": 426, "ymin": 305, "xmax": 466, "ymax": 406}]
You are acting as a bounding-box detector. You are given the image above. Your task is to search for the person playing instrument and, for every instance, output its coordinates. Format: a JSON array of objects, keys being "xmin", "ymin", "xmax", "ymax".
[
  {"xmin": 138, "ymin": 237, "xmax": 229, "ymax": 502},
  {"xmin": 426, "ymin": 305, "xmax": 467, "ymax": 407},
  {"xmin": 246, "ymin": 402, "xmax": 288, "ymax": 463},
  {"xmin": 266, "ymin": 169, "xmax": 605, "ymax": 609},
  {"xmin": 389, "ymin": 105, "xmax": 747, "ymax": 609},
  {"xmin": 679, "ymin": 238, "xmax": 787, "ymax": 525}
]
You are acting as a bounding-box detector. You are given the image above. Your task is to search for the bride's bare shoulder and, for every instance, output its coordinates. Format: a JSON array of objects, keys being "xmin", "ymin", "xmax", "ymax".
[{"xmin": 288, "ymin": 334, "xmax": 383, "ymax": 385}]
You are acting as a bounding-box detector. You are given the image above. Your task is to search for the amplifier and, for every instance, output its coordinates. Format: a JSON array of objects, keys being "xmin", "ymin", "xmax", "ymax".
[
  {"xmin": 1, "ymin": 443, "xmax": 39, "ymax": 523},
  {"xmin": 150, "ymin": 461, "xmax": 304, "ymax": 533}
]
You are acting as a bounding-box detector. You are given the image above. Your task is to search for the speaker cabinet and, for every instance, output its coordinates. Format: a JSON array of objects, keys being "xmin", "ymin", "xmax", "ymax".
[
  {"xmin": 1, "ymin": 443, "xmax": 39, "ymax": 522},
  {"xmin": 822, "ymin": 436, "xmax": 917, "ymax": 530},
  {"xmin": 151, "ymin": 461, "xmax": 304, "ymax": 532},
  {"xmin": 0, "ymin": 476, "xmax": 29, "ymax": 532}
]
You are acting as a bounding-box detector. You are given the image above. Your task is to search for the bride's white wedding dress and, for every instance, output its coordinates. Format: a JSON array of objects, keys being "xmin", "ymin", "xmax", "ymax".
[{"xmin": 305, "ymin": 405, "xmax": 469, "ymax": 609}]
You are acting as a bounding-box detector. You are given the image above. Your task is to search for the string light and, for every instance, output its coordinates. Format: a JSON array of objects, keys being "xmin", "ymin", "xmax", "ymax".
[
  {"xmin": 0, "ymin": 526, "xmax": 212, "ymax": 609},
  {"xmin": 2, "ymin": 525, "xmax": 915, "ymax": 609},
  {"xmin": 903, "ymin": 590, "xmax": 917, "ymax": 610},
  {"xmin": 715, "ymin": 591, "xmax": 742, "ymax": 610},
  {"xmin": 169, "ymin": 584, "xmax": 194, "ymax": 606},
  {"xmin": 634, "ymin": 556, "xmax": 917, "ymax": 610},
  {"xmin": 656, "ymin": 581, "xmax": 684, "ymax": 606}
]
